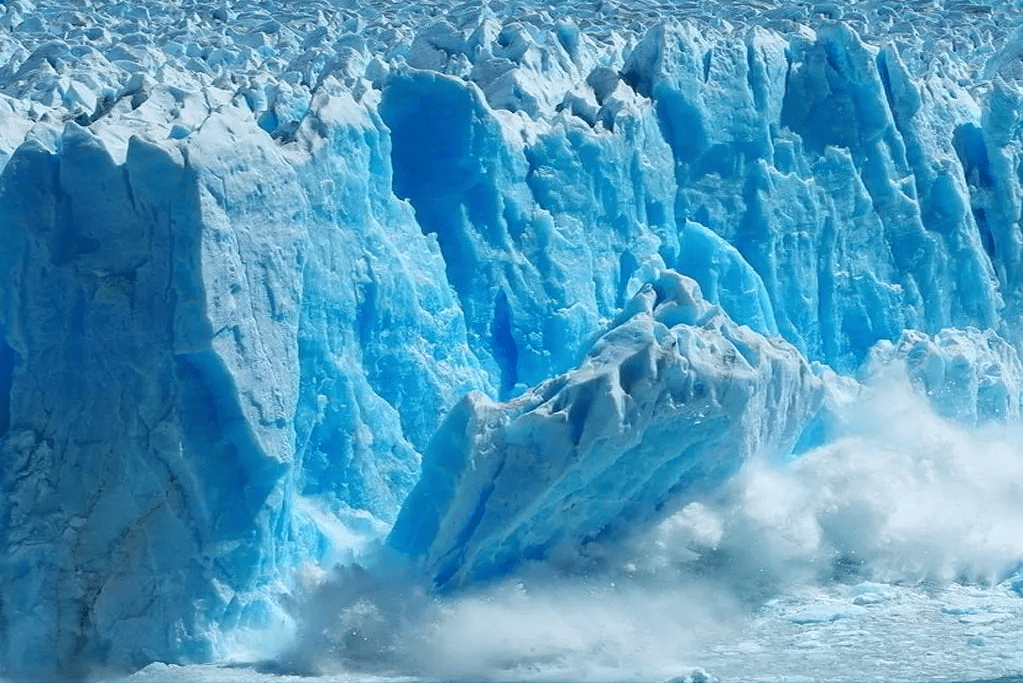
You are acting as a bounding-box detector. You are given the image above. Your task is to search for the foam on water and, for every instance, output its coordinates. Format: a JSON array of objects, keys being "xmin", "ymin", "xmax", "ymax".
[{"xmin": 665, "ymin": 365, "xmax": 1023, "ymax": 591}]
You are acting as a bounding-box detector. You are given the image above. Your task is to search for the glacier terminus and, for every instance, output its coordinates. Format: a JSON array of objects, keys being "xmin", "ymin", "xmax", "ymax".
[{"xmin": 3, "ymin": 0, "xmax": 1023, "ymax": 680}]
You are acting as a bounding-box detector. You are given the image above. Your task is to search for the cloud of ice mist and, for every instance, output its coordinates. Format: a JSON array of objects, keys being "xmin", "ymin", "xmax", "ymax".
[
  {"xmin": 278, "ymin": 364, "xmax": 1023, "ymax": 682},
  {"xmin": 279, "ymin": 555, "xmax": 739, "ymax": 682},
  {"xmin": 632, "ymin": 364, "xmax": 1023, "ymax": 593}
]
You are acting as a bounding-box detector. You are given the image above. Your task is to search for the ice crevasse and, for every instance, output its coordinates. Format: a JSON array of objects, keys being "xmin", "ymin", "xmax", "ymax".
[{"xmin": 1, "ymin": 0, "xmax": 1023, "ymax": 677}]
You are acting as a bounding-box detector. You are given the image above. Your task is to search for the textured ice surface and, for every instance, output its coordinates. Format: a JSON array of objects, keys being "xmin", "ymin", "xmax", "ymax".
[
  {"xmin": 865, "ymin": 327, "xmax": 1023, "ymax": 425},
  {"xmin": 389, "ymin": 271, "xmax": 821, "ymax": 587},
  {"xmin": 2, "ymin": 0, "xmax": 1023, "ymax": 678}
]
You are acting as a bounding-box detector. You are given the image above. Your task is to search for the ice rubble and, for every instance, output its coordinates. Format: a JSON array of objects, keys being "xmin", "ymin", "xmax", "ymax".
[{"xmin": 2, "ymin": 0, "xmax": 1023, "ymax": 677}]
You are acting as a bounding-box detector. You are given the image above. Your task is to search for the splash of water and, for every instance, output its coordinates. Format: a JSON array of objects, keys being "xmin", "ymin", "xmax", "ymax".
[{"xmin": 268, "ymin": 367, "xmax": 1023, "ymax": 682}]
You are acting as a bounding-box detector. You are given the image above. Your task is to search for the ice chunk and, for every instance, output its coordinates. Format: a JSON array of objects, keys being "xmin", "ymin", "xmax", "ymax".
[
  {"xmin": 0, "ymin": 128, "xmax": 294, "ymax": 678},
  {"xmin": 0, "ymin": 96, "xmax": 490, "ymax": 678},
  {"xmin": 389, "ymin": 271, "xmax": 822, "ymax": 588}
]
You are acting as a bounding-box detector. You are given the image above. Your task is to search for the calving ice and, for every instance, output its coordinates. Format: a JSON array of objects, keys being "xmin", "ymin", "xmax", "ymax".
[{"xmin": 1, "ymin": 0, "xmax": 1023, "ymax": 680}]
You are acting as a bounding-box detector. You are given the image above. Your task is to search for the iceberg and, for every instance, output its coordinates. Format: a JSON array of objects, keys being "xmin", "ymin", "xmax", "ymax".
[{"xmin": 0, "ymin": 0, "xmax": 1022, "ymax": 679}]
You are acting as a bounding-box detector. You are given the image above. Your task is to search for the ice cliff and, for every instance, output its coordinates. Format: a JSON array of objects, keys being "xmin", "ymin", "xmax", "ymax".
[{"xmin": 1, "ymin": 0, "xmax": 1023, "ymax": 678}]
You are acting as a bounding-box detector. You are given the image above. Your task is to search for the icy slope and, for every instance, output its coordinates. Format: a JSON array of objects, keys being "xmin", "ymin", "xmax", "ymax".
[{"xmin": 2, "ymin": 0, "xmax": 1023, "ymax": 678}]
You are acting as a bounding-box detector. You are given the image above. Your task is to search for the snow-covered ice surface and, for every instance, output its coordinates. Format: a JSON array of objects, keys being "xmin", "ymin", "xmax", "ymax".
[{"xmin": 4, "ymin": 0, "xmax": 1023, "ymax": 680}]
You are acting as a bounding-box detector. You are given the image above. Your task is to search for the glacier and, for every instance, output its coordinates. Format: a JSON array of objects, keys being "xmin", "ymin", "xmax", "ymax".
[{"xmin": 1, "ymin": 0, "xmax": 1023, "ymax": 680}]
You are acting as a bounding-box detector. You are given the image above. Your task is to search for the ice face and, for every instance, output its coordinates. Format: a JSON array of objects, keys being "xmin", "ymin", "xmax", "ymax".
[
  {"xmin": 1, "ymin": 0, "xmax": 1023, "ymax": 678},
  {"xmin": 863, "ymin": 327, "xmax": 1023, "ymax": 425}
]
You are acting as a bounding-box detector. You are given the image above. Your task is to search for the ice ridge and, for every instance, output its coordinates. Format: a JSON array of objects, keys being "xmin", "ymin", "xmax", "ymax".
[{"xmin": 1, "ymin": 0, "xmax": 1023, "ymax": 678}]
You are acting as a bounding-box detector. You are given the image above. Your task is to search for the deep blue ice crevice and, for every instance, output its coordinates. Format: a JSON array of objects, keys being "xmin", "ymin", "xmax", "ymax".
[
  {"xmin": 0, "ymin": 325, "xmax": 17, "ymax": 440},
  {"xmin": 381, "ymin": 70, "xmax": 527, "ymax": 394},
  {"xmin": 286, "ymin": 86, "xmax": 489, "ymax": 532},
  {"xmin": 381, "ymin": 69, "xmax": 682, "ymax": 396},
  {"xmin": 389, "ymin": 270, "xmax": 822, "ymax": 589},
  {"xmin": 974, "ymin": 80, "xmax": 1023, "ymax": 337},
  {"xmin": 952, "ymin": 122, "xmax": 996, "ymax": 260}
]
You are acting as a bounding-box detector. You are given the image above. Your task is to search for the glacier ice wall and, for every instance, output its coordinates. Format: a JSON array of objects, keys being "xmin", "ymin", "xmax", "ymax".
[
  {"xmin": 2, "ymin": 0, "xmax": 1023, "ymax": 677},
  {"xmin": 0, "ymin": 91, "xmax": 489, "ymax": 677}
]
